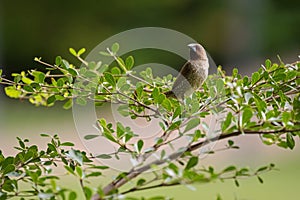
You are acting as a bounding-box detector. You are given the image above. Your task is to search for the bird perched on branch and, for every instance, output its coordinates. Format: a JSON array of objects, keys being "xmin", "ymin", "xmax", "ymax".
[{"xmin": 165, "ymin": 43, "xmax": 209, "ymax": 99}]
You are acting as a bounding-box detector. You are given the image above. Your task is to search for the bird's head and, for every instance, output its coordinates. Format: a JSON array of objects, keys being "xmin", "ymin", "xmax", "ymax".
[{"xmin": 188, "ymin": 43, "xmax": 207, "ymax": 61}]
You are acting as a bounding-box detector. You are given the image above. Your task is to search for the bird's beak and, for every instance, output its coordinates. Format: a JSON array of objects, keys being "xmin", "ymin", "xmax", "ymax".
[{"xmin": 188, "ymin": 44, "xmax": 197, "ymax": 52}]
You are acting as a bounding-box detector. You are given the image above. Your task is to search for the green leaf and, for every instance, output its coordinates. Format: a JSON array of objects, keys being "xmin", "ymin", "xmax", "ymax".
[
  {"xmin": 85, "ymin": 172, "xmax": 102, "ymax": 178},
  {"xmin": 125, "ymin": 56, "xmax": 134, "ymax": 70},
  {"xmin": 76, "ymin": 97, "xmax": 87, "ymax": 106},
  {"xmin": 257, "ymin": 176, "xmax": 264, "ymax": 184},
  {"xmin": 23, "ymin": 85, "xmax": 34, "ymax": 92},
  {"xmin": 2, "ymin": 164, "xmax": 15, "ymax": 175},
  {"xmin": 60, "ymin": 142, "xmax": 74, "ymax": 146},
  {"xmin": 116, "ymin": 122, "xmax": 125, "ymax": 138},
  {"xmin": 21, "ymin": 76, "xmax": 33, "ymax": 84},
  {"xmin": 5, "ymin": 86, "xmax": 22, "ymax": 98},
  {"xmin": 69, "ymin": 48, "xmax": 77, "ymax": 56},
  {"xmin": 67, "ymin": 68, "xmax": 78, "ymax": 76},
  {"xmin": 251, "ymin": 72, "xmax": 260, "ymax": 85},
  {"xmin": 83, "ymin": 186, "xmax": 93, "ymax": 200},
  {"xmin": 111, "ymin": 67, "xmax": 121, "ymax": 75},
  {"xmin": 136, "ymin": 139, "xmax": 144, "ymax": 153},
  {"xmin": 162, "ymin": 98, "xmax": 172, "ymax": 111},
  {"xmin": 97, "ymin": 64, "xmax": 109, "ymax": 74},
  {"xmin": 286, "ymin": 132, "xmax": 295, "ymax": 149},
  {"xmin": 116, "ymin": 77, "xmax": 127, "ymax": 90},
  {"xmin": 55, "ymin": 56, "xmax": 62, "ymax": 66},
  {"xmin": 104, "ymin": 72, "xmax": 116, "ymax": 87},
  {"xmin": 64, "ymin": 165, "xmax": 75, "ymax": 175},
  {"xmin": 184, "ymin": 118, "xmax": 200, "ymax": 133},
  {"xmin": 47, "ymin": 95, "xmax": 56, "ymax": 105},
  {"xmin": 222, "ymin": 165, "xmax": 236, "ymax": 173},
  {"xmin": 68, "ymin": 191, "xmax": 77, "ymax": 200},
  {"xmin": 256, "ymin": 166, "xmax": 268, "ymax": 172},
  {"xmin": 148, "ymin": 196, "xmax": 167, "ymax": 200},
  {"xmin": 222, "ymin": 112, "xmax": 232, "ymax": 131},
  {"xmin": 78, "ymin": 48, "xmax": 86, "ymax": 56},
  {"xmin": 265, "ymin": 59, "xmax": 271, "ymax": 69},
  {"xmin": 84, "ymin": 135, "xmax": 99, "ymax": 140},
  {"xmin": 63, "ymin": 99, "xmax": 73, "ymax": 109},
  {"xmin": 172, "ymin": 106, "xmax": 182, "ymax": 120},
  {"xmin": 185, "ymin": 156, "xmax": 198, "ymax": 170},
  {"xmin": 136, "ymin": 178, "xmax": 146, "ymax": 186},
  {"xmin": 62, "ymin": 59, "xmax": 70, "ymax": 69},
  {"xmin": 75, "ymin": 166, "xmax": 83, "ymax": 178},
  {"xmin": 232, "ymin": 68, "xmax": 238, "ymax": 78},
  {"xmin": 242, "ymin": 108, "xmax": 253, "ymax": 125},
  {"xmin": 99, "ymin": 51, "xmax": 111, "ymax": 56},
  {"xmin": 234, "ymin": 179, "xmax": 240, "ymax": 187},
  {"xmin": 216, "ymin": 78, "xmax": 224, "ymax": 93},
  {"xmin": 282, "ymin": 111, "xmax": 291, "ymax": 125},
  {"xmin": 96, "ymin": 154, "xmax": 112, "ymax": 159},
  {"xmin": 32, "ymin": 71, "xmax": 45, "ymax": 83},
  {"xmin": 111, "ymin": 43, "xmax": 119, "ymax": 54}
]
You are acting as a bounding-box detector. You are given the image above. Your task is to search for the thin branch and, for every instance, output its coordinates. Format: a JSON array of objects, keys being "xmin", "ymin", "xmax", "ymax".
[
  {"xmin": 120, "ymin": 182, "xmax": 180, "ymax": 195},
  {"xmin": 92, "ymin": 127, "xmax": 300, "ymax": 199}
]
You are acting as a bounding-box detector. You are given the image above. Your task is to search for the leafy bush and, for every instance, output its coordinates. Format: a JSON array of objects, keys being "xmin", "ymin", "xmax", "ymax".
[{"xmin": 0, "ymin": 44, "xmax": 299, "ymax": 200}]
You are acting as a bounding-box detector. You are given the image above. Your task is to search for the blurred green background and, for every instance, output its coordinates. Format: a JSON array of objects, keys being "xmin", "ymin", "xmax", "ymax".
[{"xmin": 0, "ymin": 0, "xmax": 300, "ymax": 199}]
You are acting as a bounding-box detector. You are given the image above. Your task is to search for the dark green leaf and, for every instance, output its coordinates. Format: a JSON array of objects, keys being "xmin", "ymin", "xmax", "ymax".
[
  {"xmin": 162, "ymin": 98, "xmax": 172, "ymax": 111},
  {"xmin": 185, "ymin": 156, "xmax": 198, "ymax": 170},
  {"xmin": 104, "ymin": 72, "xmax": 116, "ymax": 87},
  {"xmin": 83, "ymin": 186, "xmax": 93, "ymax": 199},
  {"xmin": 47, "ymin": 95, "xmax": 56, "ymax": 105},
  {"xmin": 222, "ymin": 165, "xmax": 236, "ymax": 173},
  {"xmin": 222, "ymin": 112, "xmax": 232, "ymax": 131},
  {"xmin": 67, "ymin": 68, "xmax": 78, "ymax": 76},
  {"xmin": 84, "ymin": 135, "xmax": 99, "ymax": 140},
  {"xmin": 68, "ymin": 191, "xmax": 77, "ymax": 200},
  {"xmin": 234, "ymin": 179, "xmax": 239, "ymax": 187},
  {"xmin": 286, "ymin": 132, "xmax": 295, "ymax": 149},
  {"xmin": 86, "ymin": 172, "xmax": 102, "ymax": 178},
  {"xmin": 136, "ymin": 178, "xmax": 146, "ymax": 186},
  {"xmin": 96, "ymin": 154, "xmax": 112, "ymax": 159},
  {"xmin": 60, "ymin": 142, "xmax": 74, "ymax": 146},
  {"xmin": 111, "ymin": 67, "xmax": 121, "ymax": 75},
  {"xmin": 257, "ymin": 176, "xmax": 264, "ymax": 184},
  {"xmin": 136, "ymin": 139, "xmax": 144, "ymax": 153},
  {"xmin": 23, "ymin": 85, "xmax": 34, "ymax": 92},
  {"xmin": 282, "ymin": 111, "xmax": 291, "ymax": 125}
]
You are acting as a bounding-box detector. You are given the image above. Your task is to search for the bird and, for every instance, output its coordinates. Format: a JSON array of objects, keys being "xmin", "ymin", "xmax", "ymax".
[{"xmin": 165, "ymin": 43, "xmax": 209, "ymax": 99}]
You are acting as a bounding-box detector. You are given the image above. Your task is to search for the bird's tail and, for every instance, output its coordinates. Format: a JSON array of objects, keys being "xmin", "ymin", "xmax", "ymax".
[{"xmin": 164, "ymin": 90, "xmax": 176, "ymax": 98}]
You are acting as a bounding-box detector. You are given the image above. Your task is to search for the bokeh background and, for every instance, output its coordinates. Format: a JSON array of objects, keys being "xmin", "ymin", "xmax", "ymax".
[{"xmin": 0, "ymin": 0, "xmax": 300, "ymax": 199}]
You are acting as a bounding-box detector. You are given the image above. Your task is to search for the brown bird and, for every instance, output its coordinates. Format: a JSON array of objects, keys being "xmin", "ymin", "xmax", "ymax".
[{"xmin": 165, "ymin": 43, "xmax": 209, "ymax": 99}]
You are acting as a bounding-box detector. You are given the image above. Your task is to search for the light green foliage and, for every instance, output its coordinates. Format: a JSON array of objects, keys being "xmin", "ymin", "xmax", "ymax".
[{"xmin": 0, "ymin": 44, "xmax": 299, "ymax": 199}]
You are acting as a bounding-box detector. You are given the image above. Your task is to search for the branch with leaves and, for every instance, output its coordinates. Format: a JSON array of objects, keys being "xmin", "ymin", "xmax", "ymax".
[{"xmin": 0, "ymin": 44, "xmax": 299, "ymax": 200}]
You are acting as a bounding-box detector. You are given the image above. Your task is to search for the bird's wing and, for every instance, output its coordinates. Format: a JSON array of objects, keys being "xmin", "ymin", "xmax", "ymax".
[{"xmin": 172, "ymin": 61, "xmax": 192, "ymax": 89}]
